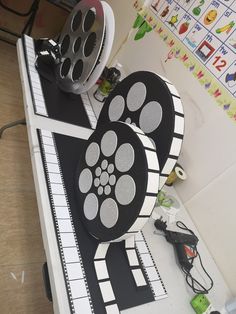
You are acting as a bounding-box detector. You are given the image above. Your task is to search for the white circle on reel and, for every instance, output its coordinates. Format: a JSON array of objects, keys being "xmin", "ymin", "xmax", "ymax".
[
  {"xmin": 79, "ymin": 168, "xmax": 93, "ymax": 193},
  {"xmin": 115, "ymin": 143, "xmax": 135, "ymax": 173},
  {"xmin": 101, "ymin": 130, "xmax": 118, "ymax": 157},
  {"xmin": 100, "ymin": 171, "xmax": 109, "ymax": 186},
  {"xmin": 139, "ymin": 101, "xmax": 163, "ymax": 134},
  {"xmin": 108, "ymin": 95, "xmax": 125, "ymax": 121},
  {"xmin": 85, "ymin": 142, "xmax": 100, "ymax": 167},
  {"xmin": 101, "ymin": 159, "xmax": 108, "ymax": 170},
  {"xmin": 115, "ymin": 175, "xmax": 136, "ymax": 206},
  {"xmin": 100, "ymin": 198, "xmax": 119, "ymax": 228},
  {"xmin": 127, "ymin": 82, "xmax": 147, "ymax": 112},
  {"xmin": 104, "ymin": 185, "xmax": 111, "ymax": 195},
  {"xmin": 94, "ymin": 177, "xmax": 100, "ymax": 187},
  {"xmin": 109, "ymin": 174, "xmax": 116, "ymax": 186},
  {"xmin": 84, "ymin": 193, "xmax": 98, "ymax": 220},
  {"xmin": 95, "ymin": 167, "xmax": 102, "ymax": 177},
  {"xmin": 107, "ymin": 164, "xmax": 114, "ymax": 174}
]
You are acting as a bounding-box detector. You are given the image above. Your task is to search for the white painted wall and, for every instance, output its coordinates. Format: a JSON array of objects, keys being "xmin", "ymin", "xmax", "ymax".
[
  {"xmin": 103, "ymin": 0, "xmax": 136, "ymax": 65},
  {"xmin": 104, "ymin": 1, "xmax": 236, "ymax": 295}
]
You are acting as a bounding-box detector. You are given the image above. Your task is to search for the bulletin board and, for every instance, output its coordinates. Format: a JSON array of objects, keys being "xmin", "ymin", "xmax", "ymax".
[{"xmin": 133, "ymin": 0, "xmax": 236, "ymax": 121}]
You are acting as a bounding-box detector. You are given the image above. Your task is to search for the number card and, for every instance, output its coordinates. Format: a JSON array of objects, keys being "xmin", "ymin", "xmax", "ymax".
[{"xmin": 207, "ymin": 44, "xmax": 235, "ymax": 77}]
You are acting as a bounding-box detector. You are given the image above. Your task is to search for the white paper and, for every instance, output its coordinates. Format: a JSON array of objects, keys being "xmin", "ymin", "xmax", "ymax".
[
  {"xmin": 63, "ymin": 247, "xmax": 79, "ymax": 263},
  {"xmin": 70, "ymin": 279, "xmax": 87, "ymax": 299}
]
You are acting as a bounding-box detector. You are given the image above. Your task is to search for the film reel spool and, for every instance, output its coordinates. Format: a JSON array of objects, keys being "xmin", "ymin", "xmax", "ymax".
[
  {"xmin": 83, "ymin": 1, "xmax": 115, "ymax": 94},
  {"xmin": 97, "ymin": 71, "xmax": 185, "ymax": 189},
  {"xmin": 75, "ymin": 122, "xmax": 160, "ymax": 242},
  {"xmin": 56, "ymin": 0, "xmax": 114, "ymax": 94}
]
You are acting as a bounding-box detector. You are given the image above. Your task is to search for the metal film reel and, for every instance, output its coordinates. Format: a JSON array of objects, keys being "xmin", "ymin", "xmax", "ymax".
[
  {"xmin": 82, "ymin": 1, "xmax": 115, "ymax": 94},
  {"xmin": 56, "ymin": 0, "xmax": 112, "ymax": 94},
  {"xmin": 75, "ymin": 122, "xmax": 160, "ymax": 242}
]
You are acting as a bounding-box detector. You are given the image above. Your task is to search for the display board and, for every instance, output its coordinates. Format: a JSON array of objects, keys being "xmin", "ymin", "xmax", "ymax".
[
  {"xmin": 37, "ymin": 128, "xmax": 167, "ymax": 314},
  {"xmin": 133, "ymin": 0, "xmax": 236, "ymax": 121}
]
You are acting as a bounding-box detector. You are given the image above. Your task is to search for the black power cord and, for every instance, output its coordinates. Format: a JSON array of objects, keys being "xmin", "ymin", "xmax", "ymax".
[
  {"xmin": 155, "ymin": 218, "xmax": 214, "ymax": 294},
  {"xmin": 176, "ymin": 221, "xmax": 214, "ymax": 294}
]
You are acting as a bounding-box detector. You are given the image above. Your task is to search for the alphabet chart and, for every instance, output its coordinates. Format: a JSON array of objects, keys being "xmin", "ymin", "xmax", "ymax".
[{"xmin": 133, "ymin": 0, "xmax": 236, "ymax": 121}]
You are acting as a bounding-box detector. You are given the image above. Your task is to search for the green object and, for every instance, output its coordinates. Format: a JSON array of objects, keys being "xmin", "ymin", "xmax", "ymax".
[
  {"xmin": 133, "ymin": 14, "xmax": 144, "ymax": 29},
  {"xmin": 216, "ymin": 21, "xmax": 235, "ymax": 34},
  {"xmin": 97, "ymin": 80, "xmax": 112, "ymax": 96},
  {"xmin": 94, "ymin": 67, "xmax": 121, "ymax": 101},
  {"xmin": 133, "ymin": 14, "xmax": 153, "ymax": 41},
  {"xmin": 134, "ymin": 20, "xmax": 152, "ymax": 40},
  {"xmin": 156, "ymin": 191, "xmax": 174, "ymax": 208},
  {"xmin": 191, "ymin": 294, "xmax": 211, "ymax": 314},
  {"xmin": 193, "ymin": 0, "xmax": 205, "ymax": 16}
]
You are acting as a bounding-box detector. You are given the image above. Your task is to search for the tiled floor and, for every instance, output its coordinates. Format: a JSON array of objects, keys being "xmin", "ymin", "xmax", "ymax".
[{"xmin": 0, "ymin": 3, "xmax": 67, "ymax": 312}]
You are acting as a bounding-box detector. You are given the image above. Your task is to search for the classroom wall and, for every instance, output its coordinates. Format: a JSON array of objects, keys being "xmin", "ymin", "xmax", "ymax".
[
  {"xmin": 104, "ymin": 0, "xmax": 236, "ymax": 295},
  {"xmin": 104, "ymin": 0, "xmax": 136, "ymax": 65}
]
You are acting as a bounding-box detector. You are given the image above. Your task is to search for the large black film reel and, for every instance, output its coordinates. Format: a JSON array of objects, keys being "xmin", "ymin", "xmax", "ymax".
[
  {"xmin": 97, "ymin": 71, "xmax": 185, "ymax": 188},
  {"xmin": 75, "ymin": 122, "xmax": 160, "ymax": 242}
]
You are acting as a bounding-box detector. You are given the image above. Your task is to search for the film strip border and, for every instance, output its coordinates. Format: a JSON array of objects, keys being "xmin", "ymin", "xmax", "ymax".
[
  {"xmin": 81, "ymin": 93, "xmax": 97, "ymax": 130},
  {"xmin": 158, "ymin": 74, "xmax": 185, "ymax": 189},
  {"xmin": 37, "ymin": 129, "xmax": 94, "ymax": 314},
  {"xmin": 125, "ymin": 236, "xmax": 148, "ymax": 289},
  {"xmin": 108, "ymin": 123, "xmax": 159, "ymax": 242},
  {"xmin": 94, "ymin": 243, "xmax": 120, "ymax": 314},
  {"xmin": 93, "ymin": 232, "xmax": 168, "ymax": 312},
  {"xmin": 135, "ymin": 231, "xmax": 167, "ymax": 300},
  {"xmin": 23, "ymin": 35, "xmax": 48, "ymax": 117}
]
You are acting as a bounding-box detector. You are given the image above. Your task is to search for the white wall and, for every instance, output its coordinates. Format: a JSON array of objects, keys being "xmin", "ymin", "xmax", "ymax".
[
  {"xmin": 104, "ymin": 0, "xmax": 136, "ymax": 65},
  {"xmin": 104, "ymin": 1, "xmax": 236, "ymax": 295}
]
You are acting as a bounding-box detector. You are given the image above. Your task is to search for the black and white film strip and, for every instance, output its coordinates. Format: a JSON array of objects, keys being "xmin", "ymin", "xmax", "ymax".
[
  {"xmin": 94, "ymin": 243, "xmax": 120, "ymax": 314},
  {"xmin": 135, "ymin": 231, "xmax": 167, "ymax": 300},
  {"xmin": 157, "ymin": 75, "xmax": 184, "ymax": 189},
  {"xmin": 110, "ymin": 124, "xmax": 160, "ymax": 242},
  {"xmin": 23, "ymin": 35, "xmax": 48, "ymax": 117},
  {"xmin": 81, "ymin": 93, "xmax": 97, "ymax": 130},
  {"xmin": 38, "ymin": 129, "xmax": 94, "ymax": 314},
  {"xmin": 125, "ymin": 236, "xmax": 147, "ymax": 288}
]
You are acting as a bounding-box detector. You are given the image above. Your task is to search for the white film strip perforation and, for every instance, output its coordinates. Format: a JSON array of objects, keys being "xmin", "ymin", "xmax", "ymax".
[
  {"xmin": 125, "ymin": 236, "xmax": 147, "ymax": 288},
  {"xmin": 81, "ymin": 93, "xmax": 97, "ymax": 130},
  {"xmin": 94, "ymin": 243, "xmax": 119, "ymax": 313},
  {"xmin": 159, "ymin": 79, "xmax": 184, "ymax": 186},
  {"xmin": 38, "ymin": 129, "xmax": 94, "ymax": 314},
  {"xmin": 24, "ymin": 35, "xmax": 48, "ymax": 117},
  {"xmin": 135, "ymin": 231, "xmax": 167, "ymax": 300}
]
